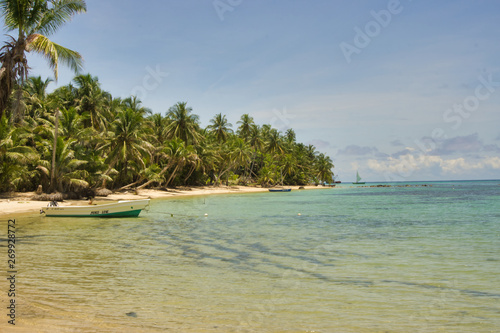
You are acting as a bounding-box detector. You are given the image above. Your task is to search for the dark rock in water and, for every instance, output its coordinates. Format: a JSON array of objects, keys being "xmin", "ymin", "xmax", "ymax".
[{"xmin": 126, "ymin": 312, "xmax": 137, "ymax": 317}]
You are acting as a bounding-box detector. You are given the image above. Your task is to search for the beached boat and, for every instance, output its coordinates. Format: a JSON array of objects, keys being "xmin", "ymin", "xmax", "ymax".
[
  {"xmin": 268, "ymin": 188, "xmax": 292, "ymax": 192},
  {"xmin": 41, "ymin": 199, "xmax": 150, "ymax": 217},
  {"xmin": 353, "ymin": 171, "xmax": 365, "ymax": 184}
]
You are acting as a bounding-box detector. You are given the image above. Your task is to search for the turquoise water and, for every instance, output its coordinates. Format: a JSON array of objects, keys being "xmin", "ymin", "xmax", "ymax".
[{"xmin": 2, "ymin": 181, "xmax": 500, "ymax": 332}]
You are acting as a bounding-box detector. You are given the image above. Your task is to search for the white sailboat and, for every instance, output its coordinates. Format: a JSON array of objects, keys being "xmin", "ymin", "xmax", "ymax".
[{"xmin": 353, "ymin": 171, "xmax": 365, "ymax": 184}]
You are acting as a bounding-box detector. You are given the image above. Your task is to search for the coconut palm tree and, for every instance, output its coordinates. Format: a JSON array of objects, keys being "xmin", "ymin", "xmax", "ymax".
[
  {"xmin": 73, "ymin": 74, "xmax": 111, "ymax": 130},
  {"xmin": 0, "ymin": 0, "xmax": 87, "ymax": 117},
  {"xmin": 100, "ymin": 107, "xmax": 153, "ymax": 187},
  {"xmin": 0, "ymin": 114, "xmax": 37, "ymax": 191},
  {"xmin": 138, "ymin": 138, "xmax": 196, "ymax": 189},
  {"xmin": 122, "ymin": 96, "xmax": 151, "ymax": 116},
  {"xmin": 58, "ymin": 106, "xmax": 89, "ymax": 140},
  {"xmin": 266, "ymin": 128, "xmax": 286, "ymax": 155},
  {"xmin": 236, "ymin": 113, "xmax": 254, "ymax": 141},
  {"xmin": 285, "ymin": 128, "xmax": 296, "ymax": 145},
  {"xmin": 315, "ymin": 153, "xmax": 334, "ymax": 184},
  {"xmin": 207, "ymin": 113, "xmax": 233, "ymax": 143},
  {"xmin": 37, "ymin": 135, "xmax": 88, "ymax": 193},
  {"xmin": 165, "ymin": 102, "xmax": 202, "ymax": 145},
  {"xmin": 23, "ymin": 76, "xmax": 53, "ymax": 121}
]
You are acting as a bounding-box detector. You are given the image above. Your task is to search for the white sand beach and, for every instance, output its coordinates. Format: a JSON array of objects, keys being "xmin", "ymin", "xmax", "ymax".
[{"xmin": 0, "ymin": 185, "xmax": 325, "ymax": 217}]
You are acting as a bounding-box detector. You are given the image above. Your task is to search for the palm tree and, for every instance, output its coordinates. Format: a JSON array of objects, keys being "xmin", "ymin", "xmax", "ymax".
[
  {"xmin": 137, "ymin": 138, "xmax": 196, "ymax": 189},
  {"xmin": 122, "ymin": 96, "xmax": 151, "ymax": 116},
  {"xmin": 59, "ymin": 106, "xmax": 89, "ymax": 140},
  {"xmin": 315, "ymin": 153, "xmax": 334, "ymax": 184},
  {"xmin": 230, "ymin": 137, "xmax": 252, "ymax": 182},
  {"xmin": 236, "ymin": 113, "xmax": 254, "ymax": 141},
  {"xmin": 37, "ymin": 135, "xmax": 88, "ymax": 193},
  {"xmin": 73, "ymin": 74, "xmax": 111, "ymax": 130},
  {"xmin": 285, "ymin": 128, "xmax": 296, "ymax": 145},
  {"xmin": 266, "ymin": 128, "xmax": 286, "ymax": 155},
  {"xmin": 100, "ymin": 107, "xmax": 153, "ymax": 187},
  {"xmin": 0, "ymin": 0, "xmax": 87, "ymax": 117},
  {"xmin": 207, "ymin": 113, "xmax": 233, "ymax": 143},
  {"xmin": 0, "ymin": 114, "xmax": 37, "ymax": 191},
  {"xmin": 165, "ymin": 102, "xmax": 202, "ymax": 145},
  {"xmin": 26, "ymin": 75, "xmax": 52, "ymax": 112}
]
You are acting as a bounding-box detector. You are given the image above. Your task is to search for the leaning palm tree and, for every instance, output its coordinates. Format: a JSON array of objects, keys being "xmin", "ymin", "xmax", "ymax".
[
  {"xmin": 100, "ymin": 107, "xmax": 153, "ymax": 188},
  {"xmin": 137, "ymin": 138, "xmax": 196, "ymax": 189},
  {"xmin": 0, "ymin": 0, "xmax": 87, "ymax": 118}
]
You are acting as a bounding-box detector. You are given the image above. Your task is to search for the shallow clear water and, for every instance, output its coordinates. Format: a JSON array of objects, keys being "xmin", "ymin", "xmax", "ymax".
[{"xmin": 2, "ymin": 181, "xmax": 500, "ymax": 332}]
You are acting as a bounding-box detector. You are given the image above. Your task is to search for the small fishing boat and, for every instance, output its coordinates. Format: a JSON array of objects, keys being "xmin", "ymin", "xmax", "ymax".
[
  {"xmin": 41, "ymin": 199, "xmax": 150, "ymax": 217},
  {"xmin": 268, "ymin": 188, "xmax": 291, "ymax": 192}
]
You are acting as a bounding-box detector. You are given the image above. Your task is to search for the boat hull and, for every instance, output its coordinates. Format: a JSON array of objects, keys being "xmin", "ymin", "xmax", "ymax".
[{"xmin": 41, "ymin": 199, "xmax": 150, "ymax": 217}]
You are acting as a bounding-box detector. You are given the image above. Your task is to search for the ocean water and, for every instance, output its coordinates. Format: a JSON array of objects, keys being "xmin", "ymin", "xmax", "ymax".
[{"xmin": 2, "ymin": 180, "xmax": 500, "ymax": 332}]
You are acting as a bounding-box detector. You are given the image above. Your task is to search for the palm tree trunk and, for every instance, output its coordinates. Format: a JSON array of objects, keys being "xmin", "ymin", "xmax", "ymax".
[
  {"xmin": 50, "ymin": 109, "xmax": 60, "ymax": 192},
  {"xmin": 0, "ymin": 64, "xmax": 13, "ymax": 119},
  {"xmin": 164, "ymin": 164, "xmax": 180, "ymax": 188},
  {"xmin": 116, "ymin": 177, "xmax": 145, "ymax": 191},
  {"xmin": 184, "ymin": 165, "xmax": 196, "ymax": 182},
  {"xmin": 137, "ymin": 163, "xmax": 173, "ymax": 189}
]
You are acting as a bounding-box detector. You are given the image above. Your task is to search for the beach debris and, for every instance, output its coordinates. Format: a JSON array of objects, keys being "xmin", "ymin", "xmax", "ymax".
[
  {"xmin": 31, "ymin": 192, "xmax": 64, "ymax": 202},
  {"xmin": 95, "ymin": 188, "xmax": 112, "ymax": 197},
  {"xmin": 125, "ymin": 312, "xmax": 137, "ymax": 318}
]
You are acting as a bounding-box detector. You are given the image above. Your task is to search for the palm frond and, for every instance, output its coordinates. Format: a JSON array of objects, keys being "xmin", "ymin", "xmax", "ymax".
[
  {"xmin": 36, "ymin": 0, "xmax": 87, "ymax": 36},
  {"xmin": 27, "ymin": 33, "xmax": 83, "ymax": 79}
]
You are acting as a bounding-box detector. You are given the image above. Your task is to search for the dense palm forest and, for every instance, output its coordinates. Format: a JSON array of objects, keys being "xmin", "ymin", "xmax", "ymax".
[
  {"xmin": 0, "ymin": 74, "xmax": 334, "ymax": 193},
  {"xmin": 0, "ymin": 0, "xmax": 334, "ymax": 194}
]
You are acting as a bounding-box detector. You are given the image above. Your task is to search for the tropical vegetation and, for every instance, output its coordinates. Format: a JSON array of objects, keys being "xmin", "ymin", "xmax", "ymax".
[
  {"xmin": 0, "ymin": 1, "xmax": 334, "ymax": 195},
  {"xmin": 0, "ymin": 74, "xmax": 335, "ymax": 193}
]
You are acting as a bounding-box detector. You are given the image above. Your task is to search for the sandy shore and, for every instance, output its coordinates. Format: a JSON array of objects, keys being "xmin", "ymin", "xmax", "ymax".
[{"xmin": 0, "ymin": 185, "xmax": 327, "ymax": 217}]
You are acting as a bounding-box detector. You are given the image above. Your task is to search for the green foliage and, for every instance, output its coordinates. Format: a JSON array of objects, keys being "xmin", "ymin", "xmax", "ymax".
[{"xmin": 0, "ymin": 72, "xmax": 334, "ymax": 193}]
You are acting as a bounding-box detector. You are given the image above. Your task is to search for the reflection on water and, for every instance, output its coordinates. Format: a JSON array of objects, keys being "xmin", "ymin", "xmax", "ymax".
[{"xmin": 2, "ymin": 181, "xmax": 500, "ymax": 332}]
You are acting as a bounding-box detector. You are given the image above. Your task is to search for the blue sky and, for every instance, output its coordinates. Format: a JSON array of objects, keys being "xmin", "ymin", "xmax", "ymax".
[{"xmin": 19, "ymin": 0, "xmax": 500, "ymax": 181}]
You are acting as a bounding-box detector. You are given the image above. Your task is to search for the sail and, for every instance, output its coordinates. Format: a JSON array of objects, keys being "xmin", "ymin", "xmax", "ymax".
[{"xmin": 356, "ymin": 171, "xmax": 362, "ymax": 183}]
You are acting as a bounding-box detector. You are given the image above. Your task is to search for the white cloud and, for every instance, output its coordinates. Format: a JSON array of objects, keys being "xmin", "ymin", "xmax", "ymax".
[{"xmin": 367, "ymin": 154, "xmax": 500, "ymax": 181}]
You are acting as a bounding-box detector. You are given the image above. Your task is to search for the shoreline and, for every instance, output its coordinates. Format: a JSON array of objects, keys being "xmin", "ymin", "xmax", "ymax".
[{"xmin": 0, "ymin": 185, "xmax": 328, "ymax": 218}]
